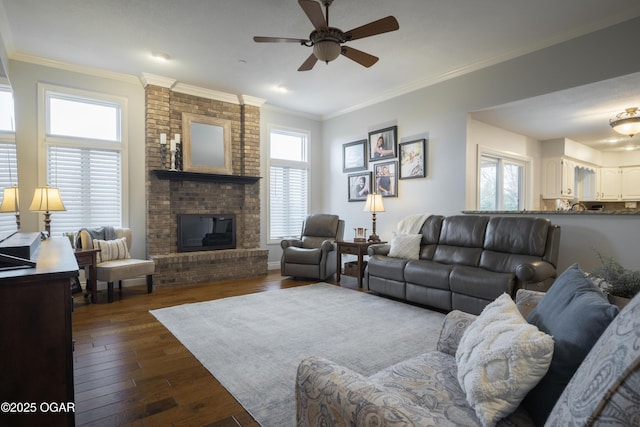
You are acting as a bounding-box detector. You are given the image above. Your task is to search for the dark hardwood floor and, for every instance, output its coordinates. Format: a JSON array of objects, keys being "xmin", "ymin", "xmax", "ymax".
[{"xmin": 72, "ymin": 271, "xmax": 353, "ymax": 426}]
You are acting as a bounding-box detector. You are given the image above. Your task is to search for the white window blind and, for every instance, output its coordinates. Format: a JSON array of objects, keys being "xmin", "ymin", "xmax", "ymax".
[
  {"xmin": 270, "ymin": 165, "xmax": 308, "ymax": 239},
  {"xmin": 0, "ymin": 142, "xmax": 18, "ymax": 234},
  {"xmin": 269, "ymin": 129, "xmax": 309, "ymax": 240},
  {"xmin": 47, "ymin": 146, "xmax": 122, "ymax": 235}
]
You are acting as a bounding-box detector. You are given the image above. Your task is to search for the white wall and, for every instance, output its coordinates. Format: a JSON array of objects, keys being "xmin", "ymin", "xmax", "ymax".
[
  {"xmin": 8, "ymin": 60, "xmax": 147, "ymax": 258},
  {"xmin": 319, "ymin": 17, "xmax": 640, "ymax": 272}
]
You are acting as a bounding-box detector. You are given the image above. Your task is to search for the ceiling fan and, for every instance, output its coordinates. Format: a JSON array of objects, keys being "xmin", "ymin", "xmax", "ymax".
[{"xmin": 253, "ymin": 0, "xmax": 399, "ymax": 71}]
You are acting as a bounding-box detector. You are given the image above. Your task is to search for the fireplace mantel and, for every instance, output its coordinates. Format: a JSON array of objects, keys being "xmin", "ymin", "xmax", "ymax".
[{"xmin": 152, "ymin": 169, "xmax": 261, "ymax": 184}]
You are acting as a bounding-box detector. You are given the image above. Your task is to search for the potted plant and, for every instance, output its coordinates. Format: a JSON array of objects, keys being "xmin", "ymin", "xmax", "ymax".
[{"xmin": 590, "ymin": 251, "xmax": 640, "ymax": 308}]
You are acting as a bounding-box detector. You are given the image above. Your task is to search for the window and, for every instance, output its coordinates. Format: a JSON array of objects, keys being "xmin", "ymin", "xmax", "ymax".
[
  {"xmin": 269, "ymin": 128, "xmax": 309, "ymax": 241},
  {"xmin": 478, "ymin": 149, "xmax": 528, "ymax": 211},
  {"xmin": 0, "ymin": 84, "xmax": 18, "ymax": 234},
  {"xmin": 41, "ymin": 85, "xmax": 126, "ymax": 235}
]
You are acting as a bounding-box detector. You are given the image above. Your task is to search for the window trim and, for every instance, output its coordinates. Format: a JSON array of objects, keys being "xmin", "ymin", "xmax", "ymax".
[
  {"xmin": 267, "ymin": 124, "xmax": 310, "ymax": 244},
  {"xmin": 476, "ymin": 145, "xmax": 531, "ymax": 211},
  {"xmin": 37, "ymin": 83, "xmax": 130, "ymax": 227}
]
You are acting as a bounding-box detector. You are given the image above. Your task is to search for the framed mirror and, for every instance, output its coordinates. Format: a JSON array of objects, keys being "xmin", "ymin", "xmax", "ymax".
[{"xmin": 182, "ymin": 112, "xmax": 232, "ymax": 175}]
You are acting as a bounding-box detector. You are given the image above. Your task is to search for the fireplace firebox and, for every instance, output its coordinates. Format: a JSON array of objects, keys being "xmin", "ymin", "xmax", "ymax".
[{"xmin": 177, "ymin": 214, "xmax": 236, "ymax": 252}]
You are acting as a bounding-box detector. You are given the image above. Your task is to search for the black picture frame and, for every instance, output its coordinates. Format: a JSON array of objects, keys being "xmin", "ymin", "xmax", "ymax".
[
  {"xmin": 373, "ymin": 161, "xmax": 398, "ymax": 197},
  {"xmin": 368, "ymin": 126, "xmax": 397, "ymax": 161},
  {"xmin": 399, "ymin": 139, "xmax": 427, "ymax": 179},
  {"xmin": 348, "ymin": 171, "xmax": 372, "ymax": 202},
  {"xmin": 342, "ymin": 139, "xmax": 368, "ymax": 172}
]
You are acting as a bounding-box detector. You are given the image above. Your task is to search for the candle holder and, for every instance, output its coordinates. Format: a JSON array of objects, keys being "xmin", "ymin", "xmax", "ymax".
[
  {"xmin": 160, "ymin": 144, "xmax": 166, "ymax": 169},
  {"xmin": 176, "ymin": 143, "xmax": 182, "ymax": 171},
  {"xmin": 170, "ymin": 147, "xmax": 177, "ymax": 171}
]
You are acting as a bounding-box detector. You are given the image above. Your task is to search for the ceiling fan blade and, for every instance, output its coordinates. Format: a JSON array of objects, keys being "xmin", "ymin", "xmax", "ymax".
[
  {"xmin": 299, "ymin": 0, "xmax": 327, "ymax": 30},
  {"xmin": 253, "ymin": 36, "xmax": 308, "ymax": 43},
  {"xmin": 298, "ymin": 53, "xmax": 318, "ymax": 71},
  {"xmin": 344, "ymin": 16, "xmax": 399, "ymax": 41},
  {"xmin": 341, "ymin": 46, "xmax": 379, "ymax": 68}
]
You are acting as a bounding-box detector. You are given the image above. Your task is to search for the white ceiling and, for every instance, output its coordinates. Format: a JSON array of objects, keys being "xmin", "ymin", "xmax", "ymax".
[{"xmin": 1, "ymin": 0, "xmax": 640, "ymax": 147}]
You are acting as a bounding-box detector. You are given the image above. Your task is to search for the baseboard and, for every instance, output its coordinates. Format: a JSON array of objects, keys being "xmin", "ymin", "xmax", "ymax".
[{"xmin": 268, "ymin": 261, "xmax": 280, "ymax": 271}]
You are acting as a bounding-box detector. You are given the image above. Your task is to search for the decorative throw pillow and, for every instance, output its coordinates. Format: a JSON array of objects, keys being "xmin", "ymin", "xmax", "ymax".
[
  {"xmin": 456, "ymin": 293, "xmax": 554, "ymax": 427},
  {"xmin": 523, "ymin": 263, "xmax": 619, "ymax": 426},
  {"xmin": 94, "ymin": 237, "xmax": 130, "ymax": 263},
  {"xmin": 388, "ymin": 232, "xmax": 422, "ymax": 260}
]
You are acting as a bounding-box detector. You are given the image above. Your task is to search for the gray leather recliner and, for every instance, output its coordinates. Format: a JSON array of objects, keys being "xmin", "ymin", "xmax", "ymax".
[{"xmin": 281, "ymin": 214, "xmax": 345, "ymax": 280}]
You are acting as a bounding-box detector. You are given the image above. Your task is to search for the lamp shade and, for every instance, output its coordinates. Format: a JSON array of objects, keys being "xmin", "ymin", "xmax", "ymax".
[
  {"xmin": 29, "ymin": 186, "xmax": 66, "ymax": 212},
  {"xmin": 364, "ymin": 193, "xmax": 385, "ymax": 213},
  {"xmin": 0, "ymin": 186, "xmax": 19, "ymax": 213},
  {"xmin": 610, "ymin": 107, "xmax": 640, "ymax": 137}
]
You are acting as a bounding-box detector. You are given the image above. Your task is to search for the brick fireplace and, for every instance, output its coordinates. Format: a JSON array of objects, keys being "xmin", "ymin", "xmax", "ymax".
[{"xmin": 144, "ymin": 82, "xmax": 267, "ymax": 288}]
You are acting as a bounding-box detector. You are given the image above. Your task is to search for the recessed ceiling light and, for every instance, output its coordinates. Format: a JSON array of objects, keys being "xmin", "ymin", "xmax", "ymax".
[{"xmin": 151, "ymin": 52, "xmax": 171, "ymax": 62}]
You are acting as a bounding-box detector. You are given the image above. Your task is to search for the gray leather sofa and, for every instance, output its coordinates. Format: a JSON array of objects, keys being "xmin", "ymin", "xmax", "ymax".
[{"xmin": 364, "ymin": 215, "xmax": 560, "ymax": 315}]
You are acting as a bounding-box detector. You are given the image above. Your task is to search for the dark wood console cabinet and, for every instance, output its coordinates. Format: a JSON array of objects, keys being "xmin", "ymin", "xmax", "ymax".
[{"xmin": 0, "ymin": 237, "xmax": 78, "ymax": 426}]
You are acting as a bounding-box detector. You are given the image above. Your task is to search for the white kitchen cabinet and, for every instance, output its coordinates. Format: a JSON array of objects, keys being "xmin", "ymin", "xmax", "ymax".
[
  {"xmin": 598, "ymin": 167, "xmax": 621, "ymax": 200},
  {"xmin": 596, "ymin": 166, "xmax": 640, "ymax": 200},
  {"xmin": 621, "ymin": 166, "xmax": 640, "ymax": 200},
  {"xmin": 543, "ymin": 158, "xmax": 575, "ymax": 199}
]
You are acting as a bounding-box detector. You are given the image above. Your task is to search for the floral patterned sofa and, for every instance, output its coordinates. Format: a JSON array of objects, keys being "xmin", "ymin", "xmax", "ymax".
[{"xmin": 296, "ymin": 271, "xmax": 640, "ymax": 426}]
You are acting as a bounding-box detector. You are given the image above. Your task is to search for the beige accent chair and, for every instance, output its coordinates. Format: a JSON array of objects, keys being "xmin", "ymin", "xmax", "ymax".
[
  {"xmin": 281, "ymin": 214, "xmax": 345, "ymax": 280},
  {"xmin": 78, "ymin": 227, "xmax": 154, "ymax": 303}
]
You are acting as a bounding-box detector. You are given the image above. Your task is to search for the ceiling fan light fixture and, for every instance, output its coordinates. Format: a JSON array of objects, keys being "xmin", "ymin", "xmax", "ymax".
[
  {"xmin": 313, "ymin": 39, "xmax": 341, "ymax": 62},
  {"xmin": 610, "ymin": 107, "xmax": 640, "ymax": 137}
]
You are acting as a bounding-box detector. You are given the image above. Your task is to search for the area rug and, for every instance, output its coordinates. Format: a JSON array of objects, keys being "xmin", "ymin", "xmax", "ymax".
[{"xmin": 150, "ymin": 283, "xmax": 445, "ymax": 426}]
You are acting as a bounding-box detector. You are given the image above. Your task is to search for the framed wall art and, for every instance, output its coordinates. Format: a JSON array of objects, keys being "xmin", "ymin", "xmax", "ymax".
[
  {"xmin": 399, "ymin": 139, "xmax": 426, "ymax": 179},
  {"xmin": 373, "ymin": 161, "xmax": 398, "ymax": 197},
  {"xmin": 348, "ymin": 171, "xmax": 372, "ymax": 202},
  {"xmin": 342, "ymin": 139, "xmax": 368, "ymax": 172},
  {"xmin": 368, "ymin": 126, "xmax": 397, "ymax": 161}
]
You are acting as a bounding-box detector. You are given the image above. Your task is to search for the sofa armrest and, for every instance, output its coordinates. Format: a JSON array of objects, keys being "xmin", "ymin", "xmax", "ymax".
[
  {"xmin": 320, "ymin": 240, "xmax": 336, "ymax": 252},
  {"xmin": 436, "ymin": 310, "xmax": 477, "ymax": 356},
  {"xmin": 515, "ymin": 260, "xmax": 556, "ymax": 284},
  {"xmin": 296, "ymin": 356, "xmax": 435, "ymax": 426},
  {"xmin": 367, "ymin": 243, "xmax": 391, "ymax": 256},
  {"xmin": 281, "ymin": 239, "xmax": 302, "ymax": 250},
  {"xmin": 514, "ymin": 289, "xmax": 545, "ymax": 319}
]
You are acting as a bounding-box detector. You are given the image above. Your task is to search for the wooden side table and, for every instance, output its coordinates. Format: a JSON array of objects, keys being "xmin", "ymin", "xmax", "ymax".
[
  {"xmin": 74, "ymin": 248, "xmax": 100, "ymax": 303},
  {"xmin": 336, "ymin": 240, "xmax": 383, "ymax": 288}
]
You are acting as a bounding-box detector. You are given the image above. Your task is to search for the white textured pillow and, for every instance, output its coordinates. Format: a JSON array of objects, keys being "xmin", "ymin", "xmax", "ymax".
[
  {"xmin": 94, "ymin": 237, "xmax": 131, "ymax": 263},
  {"xmin": 456, "ymin": 293, "xmax": 554, "ymax": 427},
  {"xmin": 387, "ymin": 232, "xmax": 422, "ymax": 260}
]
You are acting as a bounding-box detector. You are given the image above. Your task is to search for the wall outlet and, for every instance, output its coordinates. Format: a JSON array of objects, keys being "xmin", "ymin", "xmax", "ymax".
[{"xmin": 625, "ymin": 201, "xmax": 637, "ymax": 208}]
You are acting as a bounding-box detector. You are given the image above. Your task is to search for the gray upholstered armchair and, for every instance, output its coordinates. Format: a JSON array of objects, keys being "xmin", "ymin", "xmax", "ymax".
[{"xmin": 281, "ymin": 214, "xmax": 345, "ymax": 280}]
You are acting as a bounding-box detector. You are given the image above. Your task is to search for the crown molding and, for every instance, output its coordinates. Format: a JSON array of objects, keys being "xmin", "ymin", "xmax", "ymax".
[
  {"xmin": 172, "ymin": 82, "xmax": 239, "ymax": 104},
  {"xmin": 239, "ymin": 94, "xmax": 266, "ymax": 107},
  {"xmin": 261, "ymin": 103, "xmax": 322, "ymax": 122},
  {"xmin": 9, "ymin": 51, "xmax": 141, "ymax": 85},
  {"xmin": 139, "ymin": 72, "xmax": 176, "ymax": 88}
]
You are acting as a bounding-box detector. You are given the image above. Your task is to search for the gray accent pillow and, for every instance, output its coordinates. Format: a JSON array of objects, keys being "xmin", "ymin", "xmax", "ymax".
[{"xmin": 523, "ymin": 263, "xmax": 619, "ymax": 426}]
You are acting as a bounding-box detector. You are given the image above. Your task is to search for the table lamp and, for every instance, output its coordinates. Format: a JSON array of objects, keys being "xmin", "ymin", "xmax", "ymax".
[
  {"xmin": 29, "ymin": 185, "xmax": 66, "ymax": 236},
  {"xmin": 0, "ymin": 185, "xmax": 20, "ymax": 229},
  {"xmin": 364, "ymin": 193, "xmax": 385, "ymax": 242}
]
